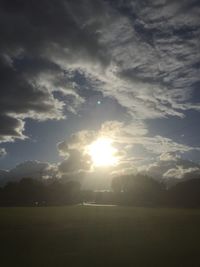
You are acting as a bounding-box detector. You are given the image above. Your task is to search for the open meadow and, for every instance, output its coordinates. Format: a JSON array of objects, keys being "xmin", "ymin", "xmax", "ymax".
[{"xmin": 0, "ymin": 206, "xmax": 200, "ymax": 267}]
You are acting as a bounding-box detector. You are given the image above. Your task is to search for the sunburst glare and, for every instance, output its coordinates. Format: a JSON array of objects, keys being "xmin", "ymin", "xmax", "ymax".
[{"xmin": 87, "ymin": 137, "xmax": 118, "ymax": 167}]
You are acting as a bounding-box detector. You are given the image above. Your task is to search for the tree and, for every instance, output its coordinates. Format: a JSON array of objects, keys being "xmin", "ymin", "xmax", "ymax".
[
  {"xmin": 111, "ymin": 174, "xmax": 165, "ymax": 205},
  {"xmin": 167, "ymin": 178, "xmax": 200, "ymax": 207}
]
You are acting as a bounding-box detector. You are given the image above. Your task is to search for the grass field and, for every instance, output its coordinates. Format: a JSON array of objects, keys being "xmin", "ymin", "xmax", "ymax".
[{"xmin": 0, "ymin": 206, "xmax": 200, "ymax": 267}]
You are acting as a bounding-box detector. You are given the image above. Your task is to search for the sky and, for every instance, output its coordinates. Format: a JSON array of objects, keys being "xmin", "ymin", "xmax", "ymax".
[{"xmin": 0, "ymin": 0, "xmax": 200, "ymax": 188}]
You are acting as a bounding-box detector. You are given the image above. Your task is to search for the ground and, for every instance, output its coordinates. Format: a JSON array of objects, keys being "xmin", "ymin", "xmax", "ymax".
[{"xmin": 0, "ymin": 206, "xmax": 200, "ymax": 266}]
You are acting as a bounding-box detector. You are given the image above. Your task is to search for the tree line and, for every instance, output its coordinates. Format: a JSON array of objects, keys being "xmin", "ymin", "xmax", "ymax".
[
  {"xmin": 111, "ymin": 174, "xmax": 200, "ymax": 207},
  {"xmin": 0, "ymin": 178, "xmax": 81, "ymax": 206},
  {"xmin": 0, "ymin": 174, "xmax": 200, "ymax": 207}
]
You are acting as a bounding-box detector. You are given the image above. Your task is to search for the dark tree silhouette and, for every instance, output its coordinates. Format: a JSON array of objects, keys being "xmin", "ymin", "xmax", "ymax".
[
  {"xmin": 167, "ymin": 178, "xmax": 200, "ymax": 207},
  {"xmin": 112, "ymin": 174, "xmax": 165, "ymax": 206},
  {"xmin": 1, "ymin": 173, "xmax": 200, "ymax": 207},
  {"xmin": 0, "ymin": 178, "xmax": 81, "ymax": 206}
]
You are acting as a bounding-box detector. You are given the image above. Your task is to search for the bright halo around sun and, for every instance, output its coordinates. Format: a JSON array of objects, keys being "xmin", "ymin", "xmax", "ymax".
[{"xmin": 87, "ymin": 137, "xmax": 118, "ymax": 167}]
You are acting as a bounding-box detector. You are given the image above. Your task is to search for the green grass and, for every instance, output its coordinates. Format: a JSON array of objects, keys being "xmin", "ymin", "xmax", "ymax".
[{"xmin": 0, "ymin": 206, "xmax": 200, "ymax": 267}]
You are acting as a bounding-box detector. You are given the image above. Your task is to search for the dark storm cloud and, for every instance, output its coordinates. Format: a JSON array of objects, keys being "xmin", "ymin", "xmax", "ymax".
[
  {"xmin": 0, "ymin": 0, "xmax": 110, "ymax": 143},
  {"xmin": 0, "ymin": 115, "xmax": 24, "ymax": 140},
  {"xmin": 0, "ymin": 0, "xmax": 108, "ymax": 63}
]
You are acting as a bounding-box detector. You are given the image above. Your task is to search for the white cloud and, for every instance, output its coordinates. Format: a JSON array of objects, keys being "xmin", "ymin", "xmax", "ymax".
[
  {"xmin": 140, "ymin": 154, "xmax": 200, "ymax": 183},
  {"xmin": 163, "ymin": 166, "xmax": 200, "ymax": 179},
  {"xmin": 159, "ymin": 152, "xmax": 180, "ymax": 161}
]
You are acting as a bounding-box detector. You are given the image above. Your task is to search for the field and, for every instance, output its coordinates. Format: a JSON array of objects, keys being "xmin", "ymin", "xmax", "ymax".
[{"xmin": 1, "ymin": 206, "xmax": 200, "ymax": 267}]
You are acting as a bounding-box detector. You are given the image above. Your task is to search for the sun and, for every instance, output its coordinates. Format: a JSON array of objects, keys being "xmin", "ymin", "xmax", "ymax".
[{"xmin": 87, "ymin": 137, "xmax": 118, "ymax": 167}]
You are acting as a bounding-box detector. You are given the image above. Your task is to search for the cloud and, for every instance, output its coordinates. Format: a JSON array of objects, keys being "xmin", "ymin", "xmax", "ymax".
[
  {"xmin": 57, "ymin": 120, "xmax": 142, "ymax": 158},
  {"xmin": 0, "ymin": 160, "xmax": 57, "ymax": 185},
  {"xmin": 72, "ymin": 0, "xmax": 200, "ymax": 121},
  {"xmin": 9, "ymin": 160, "xmax": 57, "ymax": 179},
  {"xmin": 163, "ymin": 166, "xmax": 200, "ymax": 179},
  {"xmin": 0, "ymin": 148, "xmax": 7, "ymax": 157},
  {"xmin": 159, "ymin": 152, "xmax": 179, "ymax": 161},
  {"xmin": 0, "ymin": 0, "xmax": 199, "ymax": 164},
  {"xmin": 0, "ymin": 0, "xmax": 110, "ymax": 143},
  {"xmin": 0, "ymin": 114, "xmax": 25, "ymax": 142},
  {"xmin": 58, "ymin": 149, "xmax": 91, "ymax": 174},
  {"xmin": 141, "ymin": 153, "xmax": 200, "ymax": 183},
  {"xmin": 57, "ymin": 120, "xmax": 200, "ymax": 178}
]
